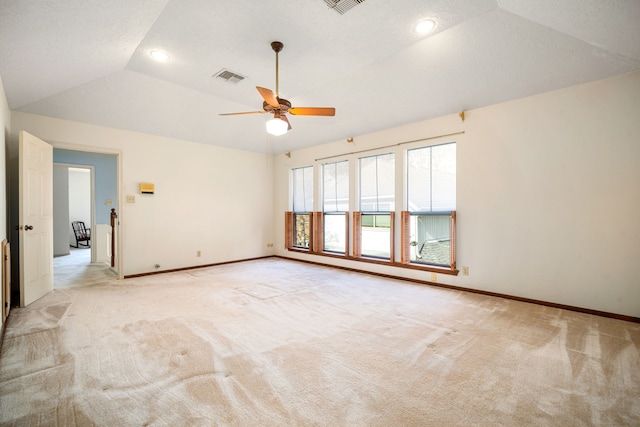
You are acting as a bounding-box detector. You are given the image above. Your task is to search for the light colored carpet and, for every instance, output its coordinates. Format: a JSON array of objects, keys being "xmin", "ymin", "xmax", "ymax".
[
  {"xmin": 54, "ymin": 248, "xmax": 116, "ymax": 289},
  {"xmin": 0, "ymin": 258, "xmax": 638, "ymax": 426}
]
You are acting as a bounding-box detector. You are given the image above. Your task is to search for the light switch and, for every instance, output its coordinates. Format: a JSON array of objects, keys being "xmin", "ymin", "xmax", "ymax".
[
  {"xmin": 127, "ymin": 195, "xmax": 136, "ymax": 203},
  {"xmin": 105, "ymin": 199, "xmax": 113, "ymax": 206}
]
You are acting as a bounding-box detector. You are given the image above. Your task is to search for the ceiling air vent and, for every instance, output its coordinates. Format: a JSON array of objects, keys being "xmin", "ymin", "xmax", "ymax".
[
  {"xmin": 324, "ymin": 0, "xmax": 366, "ymax": 15},
  {"xmin": 213, "ymin": 69, "xmax": 246, "ymax": 84}
]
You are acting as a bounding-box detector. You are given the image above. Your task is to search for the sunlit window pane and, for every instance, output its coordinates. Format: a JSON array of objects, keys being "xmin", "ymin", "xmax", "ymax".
[
  {"xmin": 409, "ymin": 214, "xmax": 450, "ymax": 266},
  {"xmin": 324, "ymin": 214, "xmax": 346, "ymax": 253},
  {"xmin": 361, "ymin": 214, "xmax": 391, "ymax": 259}
]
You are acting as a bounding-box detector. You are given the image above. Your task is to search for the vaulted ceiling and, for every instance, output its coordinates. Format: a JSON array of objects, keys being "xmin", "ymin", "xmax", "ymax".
[{"xmin": 1, "ymin": 0, "xmax": 639, "ymax": 154}]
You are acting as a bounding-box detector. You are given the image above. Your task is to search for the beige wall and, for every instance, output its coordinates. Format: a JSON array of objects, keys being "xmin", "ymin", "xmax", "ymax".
[
  {"xmin": 0, "ymin": 75, "xmax": 9, "ymax": 330},
  {"xmin": 9, "ymin": 113, "xmax": 275, "ymax": 276},
  {"xmin": 0, "ymin": 75, "xmax": 8, "ymax": 244},
  {"xmin": 6, "ymin": 71, "xmax": 640, "ymax": 318},
  {"xmin": 273, "ymin": 71, "xmax": 640, "ymax": 318}
]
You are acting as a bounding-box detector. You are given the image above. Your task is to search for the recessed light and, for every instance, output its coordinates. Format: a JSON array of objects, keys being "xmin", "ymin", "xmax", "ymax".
[
  {"xmin": 150, "ymin": 49, "xmax": 170, "ymax": 62},
  {"xmin": 414, "ymin": 19, "xmax": 436, "ymax": 34}
]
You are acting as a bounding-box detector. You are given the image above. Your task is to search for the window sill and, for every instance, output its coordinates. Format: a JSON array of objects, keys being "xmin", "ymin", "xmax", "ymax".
[{"xmin": 287, "ymin": 248, "xmax": 459, "ymax": 276}]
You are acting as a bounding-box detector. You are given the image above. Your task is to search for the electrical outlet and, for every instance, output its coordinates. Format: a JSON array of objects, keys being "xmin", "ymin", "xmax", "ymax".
[
  {"xmin": 126, "ymin": 195, "xmax": 135, "ymax": 203},
  {"xmin": 431, "ymin": 273, "xmax": 437, "ymax": 282},
  {"xmin": 197, "ymin": 250, "xmax": 201, "ymax": 257},
  {"xmin": 462, "ymin": 266, "xmax": 469, "ymax": 276},
  {"xmin": 105, "ymin": 199, "xmax": 113, "ymax": 206}
]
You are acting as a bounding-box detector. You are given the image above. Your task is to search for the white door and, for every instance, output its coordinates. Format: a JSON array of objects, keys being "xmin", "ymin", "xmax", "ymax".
[{"xmin": 19, "ymin": 131, "xmax": 53, "ymax": 306}]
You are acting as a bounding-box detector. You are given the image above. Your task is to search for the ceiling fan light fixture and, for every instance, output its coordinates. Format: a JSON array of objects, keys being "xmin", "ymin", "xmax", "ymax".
[
  {"xmin": 414, "ymin": 19, "xmax": 436, "ymax": 34},
  {"xmin": 266, "ymin": 117, "xmax": 288, "ymax": 136}
]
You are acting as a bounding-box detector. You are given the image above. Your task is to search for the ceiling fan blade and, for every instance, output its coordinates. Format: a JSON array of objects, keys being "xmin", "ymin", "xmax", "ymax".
[
  {"xmin": 219, "ymin": 111, "xmax": 264, "ymax": 116},
  {"xmin": 256, "ymin": 86, "xmax": 280, "ymax": 108},
  {"xmin": 281, "ymin": 114, "xmax": 292, "ymax": 130},
  {"xmin": 289, "ymin": 107, "xmax": 335, "ymax": 116}
]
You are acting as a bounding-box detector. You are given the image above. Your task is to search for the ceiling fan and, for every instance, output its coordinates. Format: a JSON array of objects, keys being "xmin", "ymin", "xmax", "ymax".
[{"xmin": 219, "ymin": 41, "xmax": 335, "ymax": 136}]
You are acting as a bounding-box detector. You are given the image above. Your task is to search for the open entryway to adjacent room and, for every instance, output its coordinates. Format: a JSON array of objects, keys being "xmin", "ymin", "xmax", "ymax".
[{"xmin": 52, "ymin": 149, "xmax": 119, "ymax": 288}]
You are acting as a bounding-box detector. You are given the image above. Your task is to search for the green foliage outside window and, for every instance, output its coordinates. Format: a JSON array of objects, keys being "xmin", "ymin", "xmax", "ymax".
[{"xmin": 294, "ymin": 214, "xmax": 310, "ymax": 248}]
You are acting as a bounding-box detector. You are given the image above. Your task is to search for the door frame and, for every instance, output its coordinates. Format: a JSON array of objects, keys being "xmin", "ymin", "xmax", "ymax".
[
  {"xmin": 50, "ymin": 141, "xmax": 123, "ymax": 279},
  {"xmin": 54, "ymin": 163, "xmax": 96, "ymax": 262}
]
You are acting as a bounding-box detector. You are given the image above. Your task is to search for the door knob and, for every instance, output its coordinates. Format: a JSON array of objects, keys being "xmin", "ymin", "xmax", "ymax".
[{"xmin": 25, "ymin": 225, "xmax": 34, "ymax": 231}]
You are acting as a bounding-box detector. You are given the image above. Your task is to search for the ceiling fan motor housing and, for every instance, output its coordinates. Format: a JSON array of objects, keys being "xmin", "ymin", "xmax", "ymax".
[{"xmin": 263, "ymin": 98, "xmax": 292, "ymax": 113}]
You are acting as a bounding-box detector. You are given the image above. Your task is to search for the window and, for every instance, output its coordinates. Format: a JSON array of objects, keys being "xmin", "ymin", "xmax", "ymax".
[
  {"xmin": 292, "ymin": 166, "xmax": 313, "ymax": 249},
  {"xmin": 322, "ymin": 161, "xmax": 349, "ymax": 254},
  {"xmin": 404, "ymin": 143, "xmax": 456, "ymax": 267},
  {"xmin": 357, "ymin": 153, "xmax": 395, "ymax": 260},
  {"xmin": 284, "ymin": 139, "xmax": 459, "ymax": 275},
  {"xmin": 359, "ymin": 153, "xmax": 395, "ymax": 212}
]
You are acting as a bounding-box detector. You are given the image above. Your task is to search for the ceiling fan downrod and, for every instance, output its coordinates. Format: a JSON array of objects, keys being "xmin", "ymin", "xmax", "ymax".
[{"xmin": 271, "ymin": 41, "xmax": 284, "ymax": 97}]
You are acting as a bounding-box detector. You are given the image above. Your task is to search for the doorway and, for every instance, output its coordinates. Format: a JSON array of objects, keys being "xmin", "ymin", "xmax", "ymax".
[
  {"xmin": 53, "ymin": 165, "xmax": 97, "ymax": 287},
  {"xmin": 54, "ymin": 165, "xmax": 92, "ymax": 257},
  {"xmin": 10, "ymin": 134, "xmax": 123, "ymax": 306},
  {"xmin": 52, "ymin": 149, "xmax": 119, "ymax": 288}
]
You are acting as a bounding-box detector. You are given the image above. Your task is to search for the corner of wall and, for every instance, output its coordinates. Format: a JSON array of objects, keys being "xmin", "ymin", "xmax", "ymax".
[
  {"xmin": 0, "ymin": 73, "xmax": 10, "ymax": 329},
  {"xmin": 1, "ymin": 73, "xmax": 10, "ymax": 246}
]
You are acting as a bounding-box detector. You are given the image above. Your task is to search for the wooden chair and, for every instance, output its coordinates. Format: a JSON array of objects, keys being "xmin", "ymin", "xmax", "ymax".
[{"xmin": 71, "ymin": 221, "xmax": 91, "ymax": 248}]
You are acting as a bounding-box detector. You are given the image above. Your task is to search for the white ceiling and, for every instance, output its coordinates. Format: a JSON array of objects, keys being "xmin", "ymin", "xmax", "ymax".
[{"xmin": 1, "ymin": 0, "xmax": 639, "ymax": 154}]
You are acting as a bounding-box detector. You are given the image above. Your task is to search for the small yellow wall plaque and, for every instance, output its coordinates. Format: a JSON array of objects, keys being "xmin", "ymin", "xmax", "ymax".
[{"xmin": 139, "ymin": 183, "xmax": 155, "ymax": 195}]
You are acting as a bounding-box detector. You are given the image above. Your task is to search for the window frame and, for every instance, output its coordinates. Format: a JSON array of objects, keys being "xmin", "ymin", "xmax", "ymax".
[
  {"xmin": 401, "ymin": 211, "xmax": 456, "ymax": 270},
  {"xmin": 285, "ymin": 142, "xmax": 458, "ymax": 276},
  {"xmin": 353, "ymin": 211, "xmax": 395, "ymax": 262},
  {"xmin": 321, "ymin": 160, "xmax": 350, "ymax": 255},
  {"xmin": 353, "ymin": 153, "xmax": 396, "ymax": 261},
  {"xmin": 289, "ymin": 166, "xmax": 314, "ymax": 252},
  {"xmin": 404, "ymin": 142, "xmax": 456, "ymax": 269},
  {"xmin": 322, "ymin": 212, "xmax": 349, "ymax": 255}
]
